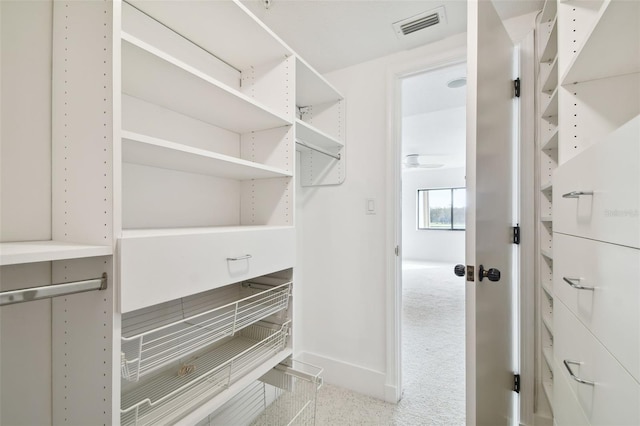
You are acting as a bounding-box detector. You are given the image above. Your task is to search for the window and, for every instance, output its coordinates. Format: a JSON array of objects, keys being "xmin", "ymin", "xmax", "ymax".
[{"xmin": 417, "ymin": 188, "xmax": 466, "ymax": 230}]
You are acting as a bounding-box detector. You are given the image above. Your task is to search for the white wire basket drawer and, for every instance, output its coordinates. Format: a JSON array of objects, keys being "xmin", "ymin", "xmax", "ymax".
[
  {"xmin": 121, "ymin": 280, "xmax": 292, "ymax": 382},
  {"xmin": 200, "ymin": 359, "xmax": 323, "ymax": 426},
  {"xmin": 252, "ymin": 360, "xmax": 323, "ymax": 426},
  {"xmin": 121, "ymin": 321, "xmax": 291, "ymax": 426}
]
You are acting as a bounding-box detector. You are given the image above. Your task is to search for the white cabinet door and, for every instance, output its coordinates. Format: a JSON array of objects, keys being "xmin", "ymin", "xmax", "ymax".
[
  {"xmin": 554, "ymin": 300, "xmax": 640, "ymax": 425},
  {"xmin": 553, "ymin": 116, "xmax": 640, "ymax": 249},
  {"xmin": 553, "ymin": 363, "xmax": 590, "ymax": 426},
  {"xmin": 554, "ymin": 233, "xmax": 640, "ymax": 382}
]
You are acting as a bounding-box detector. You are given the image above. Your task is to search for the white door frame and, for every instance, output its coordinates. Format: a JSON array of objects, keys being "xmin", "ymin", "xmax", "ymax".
[
  {"xmin": 384, "ymin": 37, "xmax": 536, "ymax": 424},
  {"xmin": 384, "ymin": 49, "xmax": 467, "ymax": 403}
]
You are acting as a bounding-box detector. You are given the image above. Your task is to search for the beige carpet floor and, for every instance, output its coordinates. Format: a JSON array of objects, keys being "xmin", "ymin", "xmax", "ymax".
[{"xmin": 314, "ymin": 262, "xmax": 466, "ymax": 425}]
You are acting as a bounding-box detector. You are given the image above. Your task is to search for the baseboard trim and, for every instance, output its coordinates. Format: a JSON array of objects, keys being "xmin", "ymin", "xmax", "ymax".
[
  {"xmin": 532, "ymin": 413, "xmax": 553, "ymax": 426},
  {"xmin": 384, "ymin": 383, "xmax": 400, "ymax": 403},
  {"xmin": 298, "ymin": 352, "xmax": 387, "ymax": 401}
]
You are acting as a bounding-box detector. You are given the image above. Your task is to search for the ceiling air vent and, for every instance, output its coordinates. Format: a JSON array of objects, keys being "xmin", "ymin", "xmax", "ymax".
[{"xmin": 393, "ymin": 6, "xmax": 446, "ymax": 38}]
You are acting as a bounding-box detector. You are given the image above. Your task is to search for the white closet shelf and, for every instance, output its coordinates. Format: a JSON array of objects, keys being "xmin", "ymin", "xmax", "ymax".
[
  {"xmin": 122, "ymin": 131, "xmax": 292, "ymax": 180},
  {"xmin": 541, "ymin": 182, "xmax": 553, "ymax": 193},
  {"xmin": 543, "ymin": 347, "xmax": 554, "ymax": 372},
  {"xmin": 540, "ymin": 57, "xmax": 559, "ymax": 94},
  {"xmin": 0, "ymin": 241, "xmax": 112, "ymax": 266},
  {"xmin": 121, "ymin": 281, "xmax": 292, "ymax": 382},
  {"xmin": 296, "ymin": 57, "xmax": 343, "ymax": 107},
  {"xmin": 540, "ymin": 0, "xmax": 557, "ymax": 24},
  {"xmin": 541, "ymin": 279, "xmax": 554, "ymax": 299},
  {"xmin": 541, "ymin": 88, "xmax": 558, "ymax": 118},
  {"xmin": 542, "ymin": 128, "xmax": 559, "ymax": 151},
  {"xmin": 295, "ymin": 119, "xmax": 344, "ymax": 151},
  {"xmin": 121, "ymin": 225, "xmax": 294, "ymax": 239},
  {"xmin": 541, "ymin": 248, "xmax": 554, "ymax": 260},
  {"xmin": 561, "ymin": 0, "xmax": 640, "ymax": 85},
  {"xmin": 542, "ymin": 313, "xmax": 554, "ymax": 337},
  {"xmin": 542, "ymin": 308, "xmax": 553, "ymax": 332},
  {"xmin": 539, "ymin": 18, "xmax": 558, "ymax": 63},
  {"xmin": 121, "ymin": 33, "xmax": 292, "ymax": 134},
  {"xmin": 541, "ymin": 216, "xmax": 553, "ymax": 223},
  {"xmin": 120, "ymin": 322, "xmax": 290, "ymax": 426},
  {"xmin": 125, "ymin": 0, "xmax": 292, "ymax": 71},
  {"xmin": 542, "ymin": 381, "xmax": 554, "ymax": 413}
]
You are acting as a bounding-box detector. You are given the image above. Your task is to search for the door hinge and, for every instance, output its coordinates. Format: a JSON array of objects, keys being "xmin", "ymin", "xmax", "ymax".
[
  {"xmin": 395, "ymin": 246, "xmax": 399, "ymax": 256},
  {"xmin": 513, "ymin": 78, "xmax": 521, "ymax": 98},
  {"xmin": 512, "ymin": 224, "xmax": 521, "ymax": 245},
  {"xmin": 513, "ymin": 373, "xmax": 520, "ymax": 393}
]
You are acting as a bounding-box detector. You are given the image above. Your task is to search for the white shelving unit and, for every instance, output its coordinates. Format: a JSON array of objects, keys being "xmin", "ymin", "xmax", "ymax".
[
  {"xmin": 557, "ymin": 0, "xmax": 639, "ymax": 164},
  {"xmin": 1, "ymin": 0, "xmax": 342, "ymax": 424},
  {"xmin": 296, "ymin": 57, "xmax": 346, "ymax": 186},
  {"xmin": 560, "ymin": 0, "xmax": 640, "ymax": 85},
  {"xmin": 552, "ymin": 1, "xmax": 640, "ymax": 425},
  {"xmin": 535, "ymin": 1, "xmax": 559, "ymax": 420}
]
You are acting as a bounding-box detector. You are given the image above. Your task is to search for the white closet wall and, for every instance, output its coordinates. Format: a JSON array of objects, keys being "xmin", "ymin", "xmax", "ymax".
[{"xmin": 298, "ymin": 34, "xmax": 468, "ymax": 400}]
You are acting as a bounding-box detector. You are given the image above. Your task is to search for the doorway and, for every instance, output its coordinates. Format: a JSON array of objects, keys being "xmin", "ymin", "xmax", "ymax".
[{"xmin": 398, "ymin": 62, "xmax": 466, "ymax": 422}]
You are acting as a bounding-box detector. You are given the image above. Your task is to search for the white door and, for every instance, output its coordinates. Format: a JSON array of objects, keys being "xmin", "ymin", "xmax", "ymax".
[{"xmin": 465, "ymin": 0, "xmax": 518, "ymax": 424}]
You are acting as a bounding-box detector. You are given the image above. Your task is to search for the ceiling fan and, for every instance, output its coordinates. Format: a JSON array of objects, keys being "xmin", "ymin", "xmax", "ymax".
[{"xmin": 403, "ymin": 154, "xmax": 444, "ymax": 169}]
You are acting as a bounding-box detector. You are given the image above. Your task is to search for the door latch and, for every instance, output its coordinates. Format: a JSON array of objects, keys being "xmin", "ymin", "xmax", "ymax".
[{"xmin": 454, "ymin": 264, "xmax": 475, "ymax": 282}]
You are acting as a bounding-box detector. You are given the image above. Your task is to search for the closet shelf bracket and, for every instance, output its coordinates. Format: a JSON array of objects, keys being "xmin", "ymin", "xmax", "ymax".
[
  {"xmin": 296, "ymin": 139, "xmax": 341, "ymax": 161},
  {"xmin": 0, "ymin": 273, "xmax": 108, "ymax": 306}
]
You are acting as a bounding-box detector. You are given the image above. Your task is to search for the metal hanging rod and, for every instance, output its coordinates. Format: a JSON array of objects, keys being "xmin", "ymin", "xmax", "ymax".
[
  {"xmin": 296, "ymin": 139, "xmax": 341, "ymax": 161},
  {"xmin": 0, "ymin": 273, "xmax": 108, "ymax": 307}
]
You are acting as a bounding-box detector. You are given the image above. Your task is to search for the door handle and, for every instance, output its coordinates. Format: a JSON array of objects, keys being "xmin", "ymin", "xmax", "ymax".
[
  {"xmin": 454, "ymin": 264, "xmax": 466, "ymax": 277},
  {"xmin": 478, "ymin": 265, "xmax": 500, "ymax": 282}
]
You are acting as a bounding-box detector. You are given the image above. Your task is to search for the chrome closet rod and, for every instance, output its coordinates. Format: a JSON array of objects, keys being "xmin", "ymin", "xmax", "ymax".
[
  {"xmin": 0, "ymin": 273, "xmax": 107, "ymax": 306},
  {"xmin": 296, "ymin": 139, "xmax": 341, "ymax": 161}
]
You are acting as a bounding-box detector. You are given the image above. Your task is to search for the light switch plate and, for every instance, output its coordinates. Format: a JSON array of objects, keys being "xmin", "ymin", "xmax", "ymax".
[{"xmin": 366, "ymin": 198, "xmax": 376, "ymax": 215}]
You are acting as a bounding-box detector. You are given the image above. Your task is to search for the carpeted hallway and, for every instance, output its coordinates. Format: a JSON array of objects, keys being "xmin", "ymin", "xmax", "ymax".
[{"xmin": 314, "ymin": 262, "xmax": 466, "ymax": 425}]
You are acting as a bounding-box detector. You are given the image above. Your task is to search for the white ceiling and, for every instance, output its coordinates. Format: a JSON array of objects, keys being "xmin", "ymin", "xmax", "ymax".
[
  {"xmin": 240, "ymin": 0, "xmax": 543, "ymax": 170},
  {"xmin": 402, "ymin": 61, "xmax": 466, "ymax": 117},
  {"xmin": 401, "ymin": 62, "xmax": 467, "ymax": 170},
  {"xmin": 241, "ymin": 0, "xmax": 543, "ymax": 74}
]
